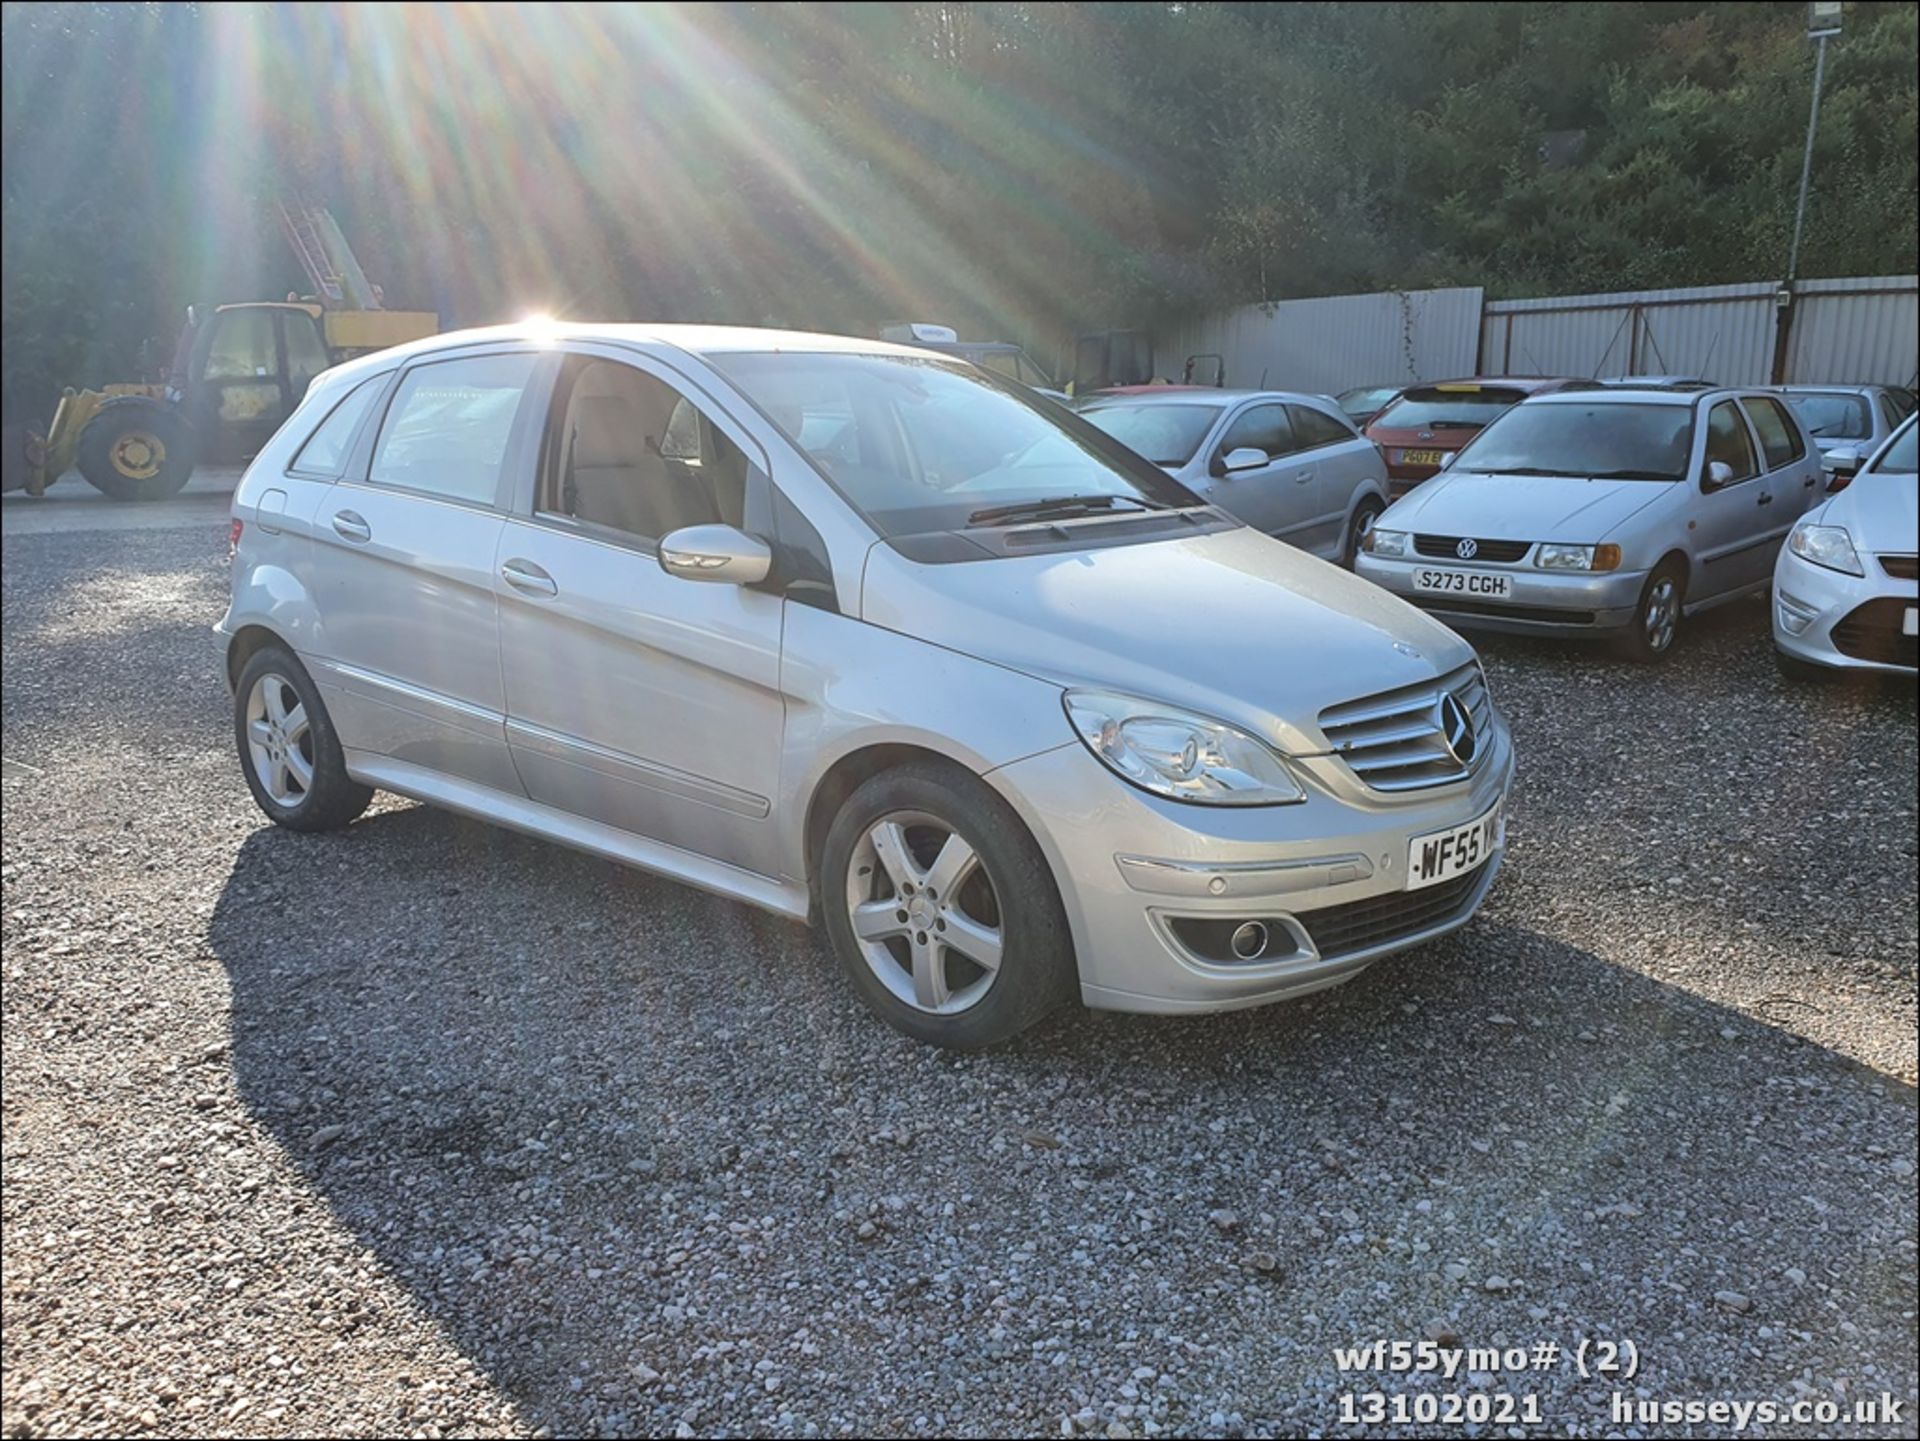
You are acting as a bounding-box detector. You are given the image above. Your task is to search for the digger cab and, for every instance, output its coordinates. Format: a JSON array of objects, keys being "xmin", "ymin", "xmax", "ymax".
[{"xmin": 175, "ymin": 302, "xmax": 334, "ymax": 464}]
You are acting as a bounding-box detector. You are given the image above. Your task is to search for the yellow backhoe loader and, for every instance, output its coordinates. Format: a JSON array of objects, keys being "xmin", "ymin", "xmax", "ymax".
[{"xmin": 2, "ymin": 199, "xmax": 435, "ymax": 501}]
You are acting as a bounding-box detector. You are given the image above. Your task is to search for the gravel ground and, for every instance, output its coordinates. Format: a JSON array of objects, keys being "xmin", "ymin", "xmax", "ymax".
[{"xmin": 3, "ymin": 518, "xmax": 1916, "ymax": 1440}]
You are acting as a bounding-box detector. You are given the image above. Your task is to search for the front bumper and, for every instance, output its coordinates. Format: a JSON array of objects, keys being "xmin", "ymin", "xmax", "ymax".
[
  {"xmin": 986, "ymin": 718, "xmax": 1515, "ymax": 1014},
  {"xmin": 1355, "ymin": 553, "xmax": 1646, "ymax": 637},
  {"xmin": 1772, "ymin": 547, "xmax": 1918, "ymax": 674}
]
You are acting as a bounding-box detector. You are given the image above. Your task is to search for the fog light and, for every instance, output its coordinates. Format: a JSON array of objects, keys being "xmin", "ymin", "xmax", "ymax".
[
  {"xmin": 1775, "ymin": 590, "xmax": 1818, "ymax": 636},
  {"xmin": 1230, "ymin": 921, "xmax": 1270, "ymax": 961}
]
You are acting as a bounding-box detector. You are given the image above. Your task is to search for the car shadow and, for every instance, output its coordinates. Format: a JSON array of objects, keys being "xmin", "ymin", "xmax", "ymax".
[{"xmin": 208, "ymin": 804, "xmax": 1919, "ymax": 1437}]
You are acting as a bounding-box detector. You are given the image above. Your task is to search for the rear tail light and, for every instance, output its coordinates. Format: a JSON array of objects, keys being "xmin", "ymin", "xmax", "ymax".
[{"xmin": 228, "ymin": 518, "xmax": 244, "ymax": 560}]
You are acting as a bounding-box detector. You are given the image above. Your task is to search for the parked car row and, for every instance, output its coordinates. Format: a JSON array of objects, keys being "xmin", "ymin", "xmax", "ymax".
[{"xmin": 219, "ymin": 323, "xmax": 1910, "ymax": 1056}]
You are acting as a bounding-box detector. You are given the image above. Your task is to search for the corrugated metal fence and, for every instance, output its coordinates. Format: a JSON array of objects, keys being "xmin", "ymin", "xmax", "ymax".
[
  {"xmin": 1157, "ymin": 287, "xmax": 1483, "ymax": 395},
  {"xmin": 1159, "ymin": 276, "xmax": 1917, "ymax": 393},
  {"xmin": 1480, "ymin": 276, "xmax": 1918, "ymax": 386}
]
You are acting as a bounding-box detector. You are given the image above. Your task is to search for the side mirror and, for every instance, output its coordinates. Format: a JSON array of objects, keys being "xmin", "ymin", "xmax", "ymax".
[
  {"xmin": 1703, "ymin": 459, "xmax": 1736, "ymax": 491},
  {"xmin": 1822, "ymin": 446, "xmax": 1863, "ymax": 492},
  {"xmin": 1220, "ymin": 446, "xmax": 1270, "ymax": 475},
  {"xmin": 1437, "ymin": 451, "xmax": 1458, "ymax": 470},
  {"xmin": 657, "ymin": 524, "xmax": 772, "ymax": 585}
]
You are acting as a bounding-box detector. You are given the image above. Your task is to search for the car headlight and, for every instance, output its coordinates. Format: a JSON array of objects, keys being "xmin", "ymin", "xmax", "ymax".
[
  {"xmin": 1537, "ymin": 542, "xmax": 1623, "ymax": 572},
  {"xmin": 1365, "ymin": 528, "xmax": 1410, "ymax": 557},
  {"xmin": 1787, "ymin": 522, "xmax": 1863, "ymax": 576},
  {"xmin": 1064, "ymin": 691, "xmax": 1306, "ymax": 806}
]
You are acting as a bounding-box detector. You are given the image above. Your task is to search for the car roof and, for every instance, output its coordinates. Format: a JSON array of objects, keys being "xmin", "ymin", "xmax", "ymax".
[
  {"xmin": 1081, "ymin": 388, "xmax": 1338, "ymax": 408},
  {"xmin": 1529, "ymin": 384, "xmax": 1758, "ymax": 406},
  {"xmin": 1400, "ymin": 376, "xmax": 1585, "ymax": 392},
  {"xmin": 1781, "ymin": 384, "xmax": 1880, "ymax": 395}
]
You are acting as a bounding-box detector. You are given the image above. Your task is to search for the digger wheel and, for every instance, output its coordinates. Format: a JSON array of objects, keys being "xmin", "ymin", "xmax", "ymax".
[{"xmin": 76, "ymin": 397, "xmax": 195, "ymax": 501}]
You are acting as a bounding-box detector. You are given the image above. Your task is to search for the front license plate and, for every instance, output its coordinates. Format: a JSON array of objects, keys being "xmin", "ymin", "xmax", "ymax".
[
  {"xmin": 1413, "ymin": 567, "xmax": 1513, "ymax": 598},
  {"xmin": 1400, "ymin": 448, "xmax": 1449, "ymax": 466},
  {"xmin": 1407, "ymin": 802, "xmax": 1502, "ymax": 891},
  {"xmin": 1904, "ymin": 607, "xmax": 1918, "ymax": 637}
]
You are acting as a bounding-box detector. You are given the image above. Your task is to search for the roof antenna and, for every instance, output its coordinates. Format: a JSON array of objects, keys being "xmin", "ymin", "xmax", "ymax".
[{"xmin": 1259, "ymin": 366, "xmax": 1269, "ymax": 388}]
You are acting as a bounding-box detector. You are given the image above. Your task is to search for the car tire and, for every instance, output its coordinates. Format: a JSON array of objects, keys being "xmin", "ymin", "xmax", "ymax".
[
  {"xmin": 76, "ymin": 397, "xmax": 196, "ymax": 501},
  {"xmin": 1613, "ymin": 560, "xmax": 1686, "ymax": 663},
  {"xmin": 234, "ymin": 645, "xmax": 373, "ymax": 832},
  {"xmin": 1341, "ymin": 497, "xmax": 1384, "ymax": 568},
  {"xmin": 821, "ymin": 760, "xmax": 1076, "ymax": 1049}
]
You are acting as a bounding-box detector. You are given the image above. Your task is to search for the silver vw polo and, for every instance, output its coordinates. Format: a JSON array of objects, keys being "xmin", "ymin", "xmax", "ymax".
[
  {"xmin": 1357, "ymin": 386, "xmax": 1824, "ymax": 660},
  {"xmin": 219, "ymin": 323, "xmax": 1513, "ymax": 1048}
]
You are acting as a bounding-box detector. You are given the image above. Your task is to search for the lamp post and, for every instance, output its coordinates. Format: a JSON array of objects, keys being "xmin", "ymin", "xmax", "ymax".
[{"xmin": 1787, "ymin": 0, "xmax": 1844, "ymax": 284}]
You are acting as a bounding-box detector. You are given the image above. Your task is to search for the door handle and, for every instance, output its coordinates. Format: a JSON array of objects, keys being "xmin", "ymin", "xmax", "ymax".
[
  {"xmin": 1293, "ymin": 469, "xmax": 1315, "ymax": 485},
  {"xmin": 331, "ymin": 510, "xmax": 371, "ymax": 543},
  {"xmin": 501, "ymin": 559, "xmax": 558, "ymax": 596},
  {"xmin": 1756, "ymin": 492, "xmax": 1773, "ymax": 506}
]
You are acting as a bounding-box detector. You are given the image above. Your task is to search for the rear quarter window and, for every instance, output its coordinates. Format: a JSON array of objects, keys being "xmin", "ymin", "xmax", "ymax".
[{"xmin": 289, "ymin": 375, "xmax": 387, "ymax": 477}]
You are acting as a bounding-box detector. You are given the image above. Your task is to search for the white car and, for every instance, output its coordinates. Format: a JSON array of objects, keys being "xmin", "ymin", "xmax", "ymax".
[{"xmin": 1773, "ymin": 414, "xmax": 1918, "ymax": 679}]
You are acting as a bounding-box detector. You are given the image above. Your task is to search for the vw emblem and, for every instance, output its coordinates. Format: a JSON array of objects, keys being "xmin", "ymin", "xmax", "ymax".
[
  {"xmin": 1455, "ymin": 537, "xmax": 1479, "ymax": 560},
  {"xmin": 1435, "ymin": 693, "xmax": 1477, "ymax": 766}
]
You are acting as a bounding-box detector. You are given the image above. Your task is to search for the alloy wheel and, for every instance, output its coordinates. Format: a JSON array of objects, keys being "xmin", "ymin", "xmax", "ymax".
[
  {"xmin": 844, "ymin": 810, "xmax": 1004, "ymax": 1015},
  {"xmin": 245, "ymin": 672, "xmax": 315, "ymax": 807},
  {"xmin": 1644, "ymin": 576, "xmax": 1678, "ymax": 653}
]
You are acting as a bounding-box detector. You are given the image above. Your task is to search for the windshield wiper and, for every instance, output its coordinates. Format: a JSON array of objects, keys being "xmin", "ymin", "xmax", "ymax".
[
  {"xmin": 1585, "ymin": 468, "xmax": 1681, "ymax": 482},
  {"xmin": 966, "ymin": 494, "xmax": 1169, "ymax": 526},
  {"xmin": 1475, "ymin": 467, "xmax": 1565, "ymax": 477}
]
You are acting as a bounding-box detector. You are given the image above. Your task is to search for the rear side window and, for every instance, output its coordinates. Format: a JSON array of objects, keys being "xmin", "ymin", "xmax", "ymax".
[
  {"xmin": 1742, "ymin": 396, "xmax": 1805, "ymax": 470},
  {"xmin": 1219, "ymin": 403, "xmax": 1294, "ymax": 461},
  {"xmin": 290, "ymin": 376, "xmax": 385, "ymax": 477},
  {"xmin": 369, "ymin": 353, "xmax": 537, "ymax": 504},
  {"xmin": 1287, "ymin": 404, "xmax": 1355, "ymax": 451},
  {"xmin": 1704, "ymin": 401, "xmax": 1758, "ymax": 482}
]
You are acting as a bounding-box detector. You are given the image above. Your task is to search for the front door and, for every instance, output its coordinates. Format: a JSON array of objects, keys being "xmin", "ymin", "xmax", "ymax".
[
  {"xmin": 493, "ymin": 349, "xmax": 788, "ymax": 879},
  {"xmin": 305, "ymin": 348, "xmax": 542, "ymax": 796},
  {"xmin": 1206, "ymin": 401, "xmax": 1317, "ymax": 543},
  {"xmin": 1692, "ymin": 398, "xmax": 1776, "ymax": 599},
  {"xmin": 1286, "ymin": 403, "xmax": 1371, "ymax": 558}
]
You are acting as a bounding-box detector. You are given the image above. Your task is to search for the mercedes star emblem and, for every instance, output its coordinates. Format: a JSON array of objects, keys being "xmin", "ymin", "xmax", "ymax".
[{"xmin": 1435, "ymin": 693, "xmax": 1478, "ymax": 766}]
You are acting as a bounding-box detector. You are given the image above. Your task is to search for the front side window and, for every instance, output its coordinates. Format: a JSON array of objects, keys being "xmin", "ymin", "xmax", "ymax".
[
  {"xmin": 284, "ymin": 314, "xmax": 332, "ymax": 390},
  {"xmin": 1703, "ymin": 401, "xmax": 1759, "ymax": 483},
  {"xmin": 290, "ymin": 375, "xmax": 385, "ymax": 476},
  {"xmin": 543, "ymin": 359, "xmax": 748, "ymax": 541},
  {"xmin": 1455, "ymin": 401, "xmax": 1692, "ymax": 481},
  {"xmin": 712, "ymin": 352, "xmax": 1195, "ymax": 537},
  {"xmin": 368, "ymin": 352, "xmax": 536, "ymax": 504},
  {"xmin": 1742, "ymin": 396, "xmax": 1805, "ymax": 470},
  {"xmin": 1288, "ymin": 404, "xmax": 1355, "ymax": 450},
  {"xmin": 1219, "ymin": 403, "xmax": 1293, "ymax": 461},
  {"xmin": 1080, "ymin": 402, "xmax": 1225, "ymax": 466},
  {"xmin": 202, "ymin": 309, "xmax": 278, "ymax": 381}
]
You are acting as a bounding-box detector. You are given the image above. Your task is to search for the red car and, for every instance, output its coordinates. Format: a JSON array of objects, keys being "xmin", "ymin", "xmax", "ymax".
[{"xmin": 1365, "ymin": 376, "xmax": 1593, "ymax": 497}]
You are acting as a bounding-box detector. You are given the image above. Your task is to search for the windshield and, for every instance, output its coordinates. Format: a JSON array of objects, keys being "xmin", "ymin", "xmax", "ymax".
[
  {"xmin": 974, "ymin": 350, "xmax": 1053, "ymax": 389},
  {"xmin": 1865, "ymin": 420, "xmax": 1918, "ymax": 476},
  {"xmin": 1079, "ymin": 402, "xmax": 1225, "ymax": 466},
  {"xmin": 1785, "ymin": 390, "xmax": 1871, "ymax": 441},
  {"xmin": 1372, "ymin": 384, "xmax": 1528, "ymax": 430},
  {"xmin": 1455, "ymin": 401, "xmax": 1694, "ymax": 481},
  {"xmin": 712, "ymin": 352, "xmax": 1199, "ymax": 536}
]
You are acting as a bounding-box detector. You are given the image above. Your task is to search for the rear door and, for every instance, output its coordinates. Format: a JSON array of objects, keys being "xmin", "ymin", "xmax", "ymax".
[
  {"xmin": 1692, "ymin": 398, "xmax": 1774, "ymax": 598},
  {"xmin": 1206, "ymin": 402, "xmax": 1315, "ymax": 542},
  {"xmin": 1742, "ymin": 393, "xmax": 1822, "ymax": 522},
  {"xmin": 493, "ymin": 347, "xmax": 788, "ymax": 878},
  {"xmin": 306, "ymin": 347, "xmax": 542, "ymax": 795},
  {"xmin": 1286, "ymin": 402, "xmax": 1377, "ymax": 558}
]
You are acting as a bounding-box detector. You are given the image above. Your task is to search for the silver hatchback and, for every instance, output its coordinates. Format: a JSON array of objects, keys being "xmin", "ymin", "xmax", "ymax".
[
  {"xmin": 1357, "ymin": 386, "xmax": 1825, "ymax": 661},
  {"xmin": 221, "ymin": 323, "xmax": 1513, "ymax": 1048},
  {"xmin": 1078, "ymin": 389, "xmax": 1390, "ymax": 564}
]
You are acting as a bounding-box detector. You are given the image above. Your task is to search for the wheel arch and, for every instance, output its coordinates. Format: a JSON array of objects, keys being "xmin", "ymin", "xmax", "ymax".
[
  {"xmin": 802, "ymin": 742, "xmax": 980, "ymax": 904},
  {"xmin": 224, "ymin": 621, "xmax": 293, "ymax": 692}
]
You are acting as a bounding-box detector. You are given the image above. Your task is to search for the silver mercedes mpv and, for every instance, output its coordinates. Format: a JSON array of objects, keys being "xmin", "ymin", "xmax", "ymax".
[{"xmin": 221, "ymin": 322, "xmax": 1514, "ymax": 1047}]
